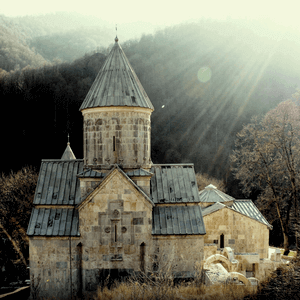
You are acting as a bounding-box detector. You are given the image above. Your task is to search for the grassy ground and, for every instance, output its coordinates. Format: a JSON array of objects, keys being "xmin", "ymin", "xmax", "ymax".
[
  {"xmin": 96, "ymin": 281, "xmax": 256, "ymax": 300},
  {"xmin": 96, "ymin": 257, "xmax": 300, "ymax": 300},
  {"xmin": 95, "ymin": 272, "xmax": 256, "ymax": 300}
]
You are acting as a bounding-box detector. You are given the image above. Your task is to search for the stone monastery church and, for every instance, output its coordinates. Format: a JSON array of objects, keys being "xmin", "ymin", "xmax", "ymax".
[{"xmin": 27, "ymin": 37, "xmax": 280, "ymax": 299}]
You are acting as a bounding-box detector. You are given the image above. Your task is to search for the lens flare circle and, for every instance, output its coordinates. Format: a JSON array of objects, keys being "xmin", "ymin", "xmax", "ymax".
[{"xmin": 197, "ymin": 67, "xmax": 212, "ymax": 83}]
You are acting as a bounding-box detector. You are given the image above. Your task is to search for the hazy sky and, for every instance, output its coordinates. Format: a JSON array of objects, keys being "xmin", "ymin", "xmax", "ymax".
[{"xmin": 3, "ymin": 0, "xmax": 300, "ymax": 29}]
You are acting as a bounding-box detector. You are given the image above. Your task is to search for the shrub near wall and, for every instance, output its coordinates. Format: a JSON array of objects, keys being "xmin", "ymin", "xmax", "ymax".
[{"xmin": 249, "ymin": 257, "xmax": 300, "ymax": 300}]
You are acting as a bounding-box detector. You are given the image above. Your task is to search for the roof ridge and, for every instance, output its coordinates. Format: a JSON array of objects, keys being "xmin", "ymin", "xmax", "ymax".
[{"xmin": 41, "ymin": 159, "xmax": 84, "ymax": 162}]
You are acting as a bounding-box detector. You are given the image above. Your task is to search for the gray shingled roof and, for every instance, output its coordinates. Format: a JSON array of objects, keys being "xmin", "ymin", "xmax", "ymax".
[
  {"xmin": 126, "ymin": 168, "xmax": 153, "ymax": 177},
  {"xmin": 201, "ymin": 202, "xmax": 226, "ymax": 216},
  {"xmin": 199, "ymin": 184, "xmax": 234, "ymax": 203},
  {"xmin": 33, "ymin": 160, "xmax": 83, "ymax": 205},
  {"xmin": 201, "ymin": 200, "xmax": 272, "ymax": 229},
  {"xmin": 150, "ymin": 164, "xmax": 200, "ymax": 204},
  {"xmin": 152, "ymin": 205, "xmax": 206, "ymax": 235},
  {"xmin": 79, "ymin": 38, "xmax": 154, "ymax": 111},
  {"xmin": 27, "ymin": 208, "xmax": 79, "ymax": 236},
  {"xmin": 232, "ymin": 200, "xmax": 272, "ymax": 229},
  {"xmin": 29, "ymin": 161, "xmax": 206, "ymax": 236},
  {"xmin": 61, "ymin": 143, "xmax": 76, "ymax": 160},
  {"xmin": 77, "ymin": 169, "xmax": 106, "ymax": 178}
]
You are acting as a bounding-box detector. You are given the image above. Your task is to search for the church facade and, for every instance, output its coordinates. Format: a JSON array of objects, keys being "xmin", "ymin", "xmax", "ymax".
[{"xmin": 27, "ymin": 37, "xmax": 206, "ymax": 299}]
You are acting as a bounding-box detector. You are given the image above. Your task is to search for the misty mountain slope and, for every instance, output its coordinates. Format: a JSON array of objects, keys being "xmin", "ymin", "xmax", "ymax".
[
  {"xmin": 0, "ymin": 18, "xmax": 300, "ymax": 184},
  {"xmin": 29, "ymin": 27, "xmax": 112, "ymax": 62},
  {"xmin": 13, "ymin": 12, "xmax": 113, "ymax": 62},
  {"xmin": 12, "ymin": 12, "xmax": 110, "ymax": 38},
  {"xmin": 0, "ymin": 12, "xmax": 112, "ymax": 70},
  {"xmin": 0, "ymin": 15, "xmax": 48, "ymax": 71}
]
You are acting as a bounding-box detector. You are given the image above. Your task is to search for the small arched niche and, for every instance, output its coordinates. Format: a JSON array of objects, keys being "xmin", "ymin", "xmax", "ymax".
[{"xmin": 140, "ymin": 242, "xmax": 146, "ymax": 272}]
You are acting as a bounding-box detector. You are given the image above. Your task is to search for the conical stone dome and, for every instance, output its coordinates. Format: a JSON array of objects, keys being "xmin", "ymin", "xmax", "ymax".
[{"xmin": 80, "ymin": 37, "xmax": 154, "ymax": 111}]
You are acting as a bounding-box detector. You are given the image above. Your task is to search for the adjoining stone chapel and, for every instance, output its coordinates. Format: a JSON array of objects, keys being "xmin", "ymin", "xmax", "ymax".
[
  {"xmin": 27, "ymin": 37, "xmax": 206, "ymax": 299},
  {"xmin": 198, "ymin": 185, "xmax": 282, "ymax": 285}
]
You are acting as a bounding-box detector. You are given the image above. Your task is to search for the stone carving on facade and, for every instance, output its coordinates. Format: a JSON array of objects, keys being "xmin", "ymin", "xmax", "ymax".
[{"xmin": 112, "ymin": 209, "xmax": 120, "ymax": 219}]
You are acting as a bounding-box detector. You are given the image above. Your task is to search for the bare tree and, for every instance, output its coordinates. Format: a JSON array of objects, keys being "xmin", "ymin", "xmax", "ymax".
[
  {"xmin": 0, "ymin": 167, "xmax": 38, "ymax": 267},
  {"xmin": 196, "ymin": 172, "xmax": 226, "ymax": 192},
  {"xmin": 230, "ymin": 93, "xmax": 300, "ymax": 255}
]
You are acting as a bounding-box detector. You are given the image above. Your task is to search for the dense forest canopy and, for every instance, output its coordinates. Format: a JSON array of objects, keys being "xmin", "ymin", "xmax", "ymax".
[{"xmin": 0, "ymin": 14, "xmax": 300, "ymax": 198}]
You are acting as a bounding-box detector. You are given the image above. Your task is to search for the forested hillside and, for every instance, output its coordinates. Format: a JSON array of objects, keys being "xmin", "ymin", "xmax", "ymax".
[
  {"xmin": 0, "ymin": 15, "xmax": 48, "ymax": 71},
  {"xmin": 0, "ymin": 16, "xmax": 300, "ymax": 197},
  {"xmin": 0, "ymin": 12, "xmax": 112, "ymax": 68}
]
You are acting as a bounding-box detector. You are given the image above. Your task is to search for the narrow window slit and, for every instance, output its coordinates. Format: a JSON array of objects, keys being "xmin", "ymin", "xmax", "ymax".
[
  {"xmin": 113, "ymin": 136, "xmax": 116, "ymax": 152},
  {"xmin": 115, "ymin": 224, "xmax": 117, "ymax": 243}
]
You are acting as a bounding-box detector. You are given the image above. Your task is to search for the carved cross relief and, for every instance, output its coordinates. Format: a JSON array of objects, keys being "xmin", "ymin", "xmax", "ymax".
[
  {"xmin": 99, "ymin": 198, "xmax": 147, "ymax": 262},
  {"xmin": 101, "ymin": 201, "xmax": 133, "ymax": 261}
]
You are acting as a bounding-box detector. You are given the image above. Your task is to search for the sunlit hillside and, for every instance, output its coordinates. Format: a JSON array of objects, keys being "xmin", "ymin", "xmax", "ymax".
[{"xmin": 0, "ymin": 15, "xmax": 300, "ymax": 189}]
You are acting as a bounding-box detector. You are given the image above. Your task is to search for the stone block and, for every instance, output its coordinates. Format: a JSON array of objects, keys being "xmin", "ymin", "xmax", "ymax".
[
  {"xmin": 83, "ymin": 255, "xmax": 89, "ymax": 261},
  {"xmin": 56, "ymin": 262, "xmax": 68, "ymax": 269},
  {"xmin": 133, "ymin": 218, "xmax": 143, "ymax": 225},
  {"xmin": 135, "ymin": 226, "xmax": 142, "ymax": 233},
  {"xmin": 103, "ymin": 255, "xmax": 110, "ymax": 261},
  {"xmin": 92, "ymin": 226, "xmax": 101, "ymax": 232}
]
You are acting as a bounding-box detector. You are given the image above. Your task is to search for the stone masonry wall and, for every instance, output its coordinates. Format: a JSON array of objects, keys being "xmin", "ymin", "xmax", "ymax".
[
  {"xmin": 29, "ymin": 237, "xmax": 80, "ymax": 299},
  {"xmin": 152, "ymin": 235, "xmax": 204, "ymax": 277},
  {"xmin": 78, "ymin": 170, "xmax": 153, "ymax": 293},
  {"xmin": 203, "ymin": 208, "xmax": 269, "ymax": 259},
  {"xmin": 82, "ymin": 107, "xmax": 152, "ymax": 168}
]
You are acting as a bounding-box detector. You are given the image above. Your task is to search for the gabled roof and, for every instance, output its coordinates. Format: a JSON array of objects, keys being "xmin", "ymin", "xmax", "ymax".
[
  {"xmin": 201, "ymin": 200, "xmax": 272, "ymax": 229},
  {"xmin": 80, "ymin": 37, "xmax": 154, "ymax": 111},
  {"xmin": 27, "ymin": 207, "xmax": 79, "ymax": 236},
  {"xmin": 152, "ymin": 205, "xmax": 206, "ymax": 235},
  {"xmin": 33, "ymin": 160, "xmax": 84, "ymax": 206},
  {"xmin": 199, "ymin": 184, "xmax": 234, "ymax": 203},
  {"xmin": 61, "ymin": 143, "xmax": 76, "ymax": 160},
  {"xmin": 150, "ymin": 164, "xmax": 200, "ymax": 204},
  {"xmin": 232, "ymin": 200, "xmax": 272, "ymax": 229},
  {"xmin": 77, "ymin": 164, "xmax": 154, "ymax": 210}
]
